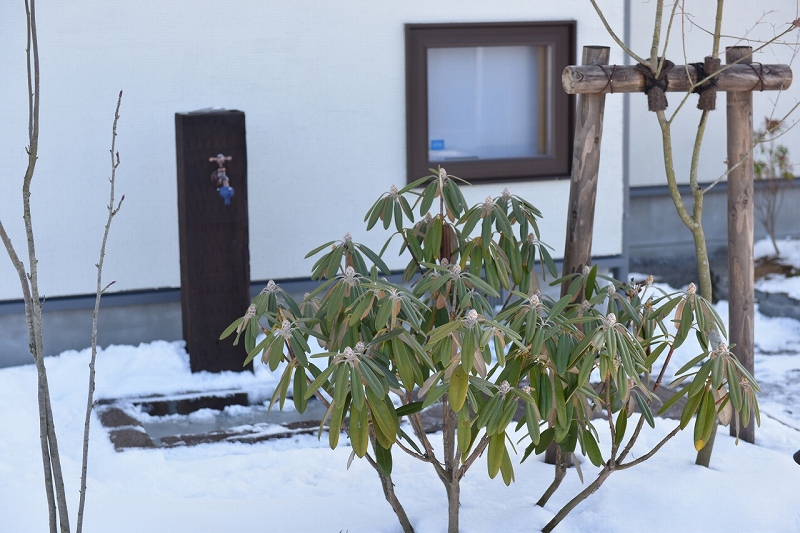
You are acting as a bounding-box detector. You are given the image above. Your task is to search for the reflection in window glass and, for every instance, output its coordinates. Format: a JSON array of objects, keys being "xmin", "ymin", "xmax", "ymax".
[{"xmin": 427, "ymin": 45, "xmax": 551, "ymax": 162}]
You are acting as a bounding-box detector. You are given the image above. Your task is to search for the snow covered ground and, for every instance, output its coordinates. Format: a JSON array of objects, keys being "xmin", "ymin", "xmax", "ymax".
[{"xmin": 2, "ymin": 240, "xmax": 800, "ymax": 532}]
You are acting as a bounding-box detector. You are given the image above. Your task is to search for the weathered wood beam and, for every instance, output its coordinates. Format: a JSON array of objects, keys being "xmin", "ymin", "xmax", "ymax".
[
  {"xmin": 726, "ymin": 46, "xmax": 755, "ymax": 444},
  {"xmin": 561, "ymin": 45, "xmax": 609, "ymax": 296},
  {"xmin": 563, "ymin": 62, "xmax": 791, "ymax": 94}
]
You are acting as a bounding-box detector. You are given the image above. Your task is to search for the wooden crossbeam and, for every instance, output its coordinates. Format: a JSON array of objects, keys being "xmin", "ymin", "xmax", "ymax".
[{"xmin": 563, "ymin": 63, "xmax": 792, "ymax": 94}]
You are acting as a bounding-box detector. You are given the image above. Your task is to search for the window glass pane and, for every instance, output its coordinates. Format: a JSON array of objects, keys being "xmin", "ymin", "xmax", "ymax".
[{"xmin": 427, "ymin": 45, "xmax": 551, "ymax": 162}]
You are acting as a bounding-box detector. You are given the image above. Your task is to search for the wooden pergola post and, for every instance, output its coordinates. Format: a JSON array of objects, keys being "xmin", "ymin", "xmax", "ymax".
[
  {"xmin": 561, "ymin": 46, "xmax": 793, "ymax": 445},
  {"xmin": 726, "ymin": 46, "xmax": 755, "ymax": 443},
  {"xmin": 547, "ymin": 46, "xmax": 610, "ymax": 467},
  {"xmin": 561, "ymin": 46, "xmax": 610, "ymax": 297}
]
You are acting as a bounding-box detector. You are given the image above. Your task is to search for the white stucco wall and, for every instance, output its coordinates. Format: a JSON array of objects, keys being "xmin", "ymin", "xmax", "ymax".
[
  {"xmin": 0, "ymin": 1, "xmax": 625, "ymax": 301},
  {"xmin": 627, "ymin": 0, "xmax": 800, "ymax": 187}
]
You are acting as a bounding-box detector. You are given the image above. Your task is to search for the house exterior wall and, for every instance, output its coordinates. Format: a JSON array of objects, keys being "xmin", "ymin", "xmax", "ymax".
[{"xmin": 0, "ymin": 1, "xmax": 625, "ymax": 304}]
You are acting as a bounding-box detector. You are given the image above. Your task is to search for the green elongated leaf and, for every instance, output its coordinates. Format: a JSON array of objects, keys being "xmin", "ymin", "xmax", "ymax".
[
  {"xmin": 457, "ymin": 404, "xmax": 473, "ymax": 455},
  {"xmin": 584, "ymin": 265, "xmax": 598, "ymax": 300},
  {"xmin": 539, "ymin": 245, "xmax": 559, "ymax": 278},
  {"xmin": 493, "ymin": 248, "xmax": 510, "ymax": 291},
  {"xmin": 469, "ymin": 242, "xmax": 483, "ymax": 276},
  {"xmin": 680, "ymin": 387, "xmax": 705, "ymax": 429},
  {"xmin": 374, "ymin": 299, "xmax": 392, "ymax": 331},
  {"xmin": 484, "ymin": 255, "xmax": 500, "ymax": 291},
  {"xmin": 333, "ymin": 363, "xmax": 351, "ymax": 407},
  {"xmin": 400, "ymin": 330, "xmax": 435, "ymax": 369},
  {"xmin": 358, "ymin": 362, "xmax": 389, "ymax": 395},
  {"xmin": 500, "ymin": 446, "xmax": 515, "ymax": 486},
  {"xmin": 703, "ymin": 300, "xmax": 727, "ymax": 339},
  {"xmin": 329, "ymin": 400, "xmax": 346, "ymax": 449},
  {"xmin": 673, "ymin": 351, "xmax": 709, "ymax": 378},
  {"xmin": 554, "ymin": 333, "xmax": 571, "ymax": 377},
  {"xmin": 493, "ymin": 332, "xmax": 506, "ymax": 367},
  {"xmin": 428, "ymin": 320, "xmax": 461, "ymax": 345},
  {"xmin": 461, "ymin": 330, "xmax": 475, "ymax": 373},
  {"xmin": 305, "ymin": 364, "xmax": 336, "ymax": 400},
  {"xmin": 694, "ymin": 389, "xmax": 716, "ymax": 451},
  {"xmin": 480, "ymin": 213, "xmax": 492, "ymax": 251},
  {"xmin": 429, "ymin": 216, "xmax": 443, "ymax": 259},
  {"xmin": 400, "ymin": 175, "xmax": 430, "ymax": 194},
  {"xmin": 399, "ymin": 195, "xmax": 414, "ymax": 221},
  {"xmin": 487, "ymin": 431, "xmax": 505, "ymax": 479},
  {"xmin": 420, "ymin": 180, "xmax": 437, "ymax": 216},
  {"xmin": 366, "ymin": 199, "xmax": 384, "ymax": 230},
  {"xmin": 525, "ymin": 403, "xmax": 541, "ymax": 445},
  {"xmin": 245, "ymin": 318, "xmax": 258, "ymax": 355},
  {"xmin": 442, "ymin": 180, "xmax": 459, "ymax": 218},
  {"xmin": 534, "ymin": 427, "xmax": 555, "ymax": 456},
  {"xmin": 269, "ymin": 361, "xmax": 294, "ymax": 411},
  {"xmin": 507, "ymin": 240, "xmax": 523, "ymax": 285},
  {"xmin": 575, "ymin": 351, "xmax": 595, "ymax": 392},
  {"xmin": 657, "ymin": 385, "xmax": 690, "ymax": 416},
  {"xmin": 464, "ymin": 272, "xmax": 499, "ymax": 298},
  {"xmin": 422, "ymin": 383, "xmax": 448, "ymax": 409},
  {"xmin": 583, "ymin": 429, "xmax": 604, "ymax": 467},
  {"xmin": 490, "ymin": 397, "xmax": 518, "ymax": 436},
  {"xmin": 673, "ymin": 299, "xmax": 694, "ymax": 348},
  {"xmin": 350, "ymin": 248, "xmax": 369, "ymax": 276},
  {"xmin": 711, "ymin": 354, "xmax": 725, "ymax": 390},
  {"xmin": 367, "ymin": 388, "xmax": 396, "ymax": 445},
  {"xmin": 393, "ymin": 338, "xmax": 416, "ymax": 390},
  {"xmin": 327, "ymin": 245, "xmax": 345, "ymax": 279},
  {"xmin": 394, "ymin": 201, "xmax": 403, "ymax": 232},
  {"xmin": 350, "ymin": 364, "xmax": 365, "ymax": 411},
  {"xmin": 554, "ymin": 376, "xmax": 567, "ymax": 428},
  {"xmin": 448, "ymin": 364, "xmax": 469, "ymax": 413},
  {"xmin": 220, "ymin": 317, "xmax": 244, "ymax": 341},
  {"xmin": 404, "ymin": 231, "xmax": 424, "ymax": 262},
  {"xmin": 643, "ymin": 342, "xmax": 668, "ymax": 370},
  {"xmin": 687, "ymin": 361, "xmax": 713, "ymax": 398},
  {"xmin": 349, "ymin": 294, "xmax": 374, "ymax": 326},
  {"xmin": 268, "ymin": 335, "xmax": 286, "ymax": 371},
  {"xmin": 547, "ymin": 294, "xmax": 573, "ymax": 323},
  {"xmin": 293, "ymin": 365, "xmax": 309, "ymax": 413},
  {"xmin": 475, "ymin": 393, "xmax": 502, "ymax": 429},
  {"xmin": 290, "ymin": 334, "xmax": 310, "ymax": 368},
  {"xmin": 349, "ymin": 403, "xmax": 369, "ymax": 458},
  {"xmin": 305, "ymin": 240, "xmax": 337, "ymax": 259},
  {"xmin": 653, "ymin": 294, "xmax": 682, "ymax": 320},
  {"xmin": 461, "ymin": 208, "xmax": 483, "ymax": 238},
  {"xmin": 538, "ymin": 371, "xmax": 553, "ymax": 420},
  {"xmin": 381, "ymin": 196, "xmax": 394, "ymax": 230},
  {"xmin": 357, "ymin": 244, "xmax": 392, "ymax": 276},
  {"xmin": 727, "ymin": 361, "xmax": 743, "ymax": 411},
  {"xmin": 493, "ymin": 205, "xmax": 514, "ymax": 236},
  {"xmin": 563, "ymin": 420, "xmax": 579, "ymax": 453},
  {"xmin": 633, "ymin": 390, "xmax": 655, "ymax": 428},
  {"xmin": 396, "ymin": 401, "xmax": 424, "ymax": 418},
  {"xmin": 375, "ymin": 442, "xmax": 393, "ymax": 476},
  {"xmin": 614, "ymin": 408, "xmax": 628, "ymax": 446}
]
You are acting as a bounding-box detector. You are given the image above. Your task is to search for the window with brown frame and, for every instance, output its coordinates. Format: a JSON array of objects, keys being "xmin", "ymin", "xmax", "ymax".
[{"xmin": 405, "ymin": 21, "xmax": 575, "ymax": 184}]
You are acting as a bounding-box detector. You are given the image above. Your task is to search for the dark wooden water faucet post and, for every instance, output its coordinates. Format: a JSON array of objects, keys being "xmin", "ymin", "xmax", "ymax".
[
  {"xmin": 175, "ymin": 110, "xmax": 252, "ymax": 373},
  {"xmin": 562, "ymin": 47, "xmax": 793, "ymax": 444}
]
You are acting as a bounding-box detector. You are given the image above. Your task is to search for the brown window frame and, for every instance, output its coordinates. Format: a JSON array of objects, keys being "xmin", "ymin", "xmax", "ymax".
[{"xmin": 405, "ymin": 21, "xmax": 576, "ymax": 184}]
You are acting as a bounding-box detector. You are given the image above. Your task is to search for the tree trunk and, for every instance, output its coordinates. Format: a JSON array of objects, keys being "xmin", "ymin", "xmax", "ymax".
[
  {"xmin": 377, "ymin": 470, "xmax": 415, "ymax": 533},
  {"xmin": 446, "ymin": 480, "xmax": 460, "ymax": 533}
]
